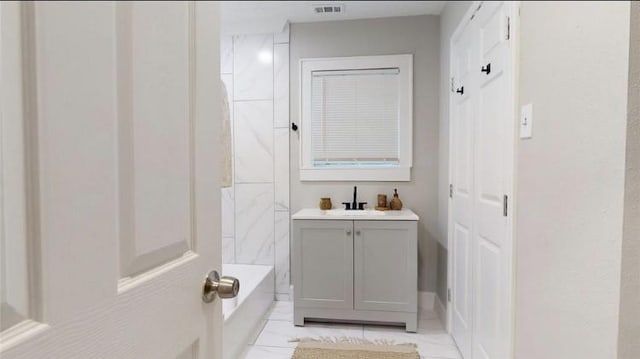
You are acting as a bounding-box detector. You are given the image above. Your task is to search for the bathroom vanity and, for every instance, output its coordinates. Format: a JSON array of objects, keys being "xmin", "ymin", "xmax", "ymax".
[{"xmin": 291, "ymin": 208, "xmax": 419, "ymax": 332}]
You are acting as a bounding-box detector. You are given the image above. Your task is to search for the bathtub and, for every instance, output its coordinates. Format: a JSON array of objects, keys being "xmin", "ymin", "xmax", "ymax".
[{"xmin": 222, "ymin": 264, "xmax": 274, "ymax": 359}]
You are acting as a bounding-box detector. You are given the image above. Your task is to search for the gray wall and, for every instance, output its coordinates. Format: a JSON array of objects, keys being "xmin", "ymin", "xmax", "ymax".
[
  {"xmin": 290, "ymin": 15, "xmax": 440, "ymax": 293},
  {"xmin": 619, "ymin": 3, "xmax": 639, "ymax": 358},
  {"xmin": 436, "ymin": 1, "xmax": 472, "ymax": 307},
  {"xmin": 515, "ymin": 2, "xmax": 630, "ymax": 358}
]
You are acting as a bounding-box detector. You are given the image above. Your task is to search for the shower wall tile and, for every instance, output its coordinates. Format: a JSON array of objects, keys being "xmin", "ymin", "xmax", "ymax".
[
  {"xmin": 221, "ymin": 30, "xmax": 289, "ymax": 292},
  {"xmin": 221, "ymin": 73, "xmax": 234, "ymax": 154},
  {"xmin": 275, "ymin": 211, "xmax": 290, "ymax": 294},
  {"xmin": 221, "ymin": 73, "xmax": 233, "ymax": 99},
  {"xmin": 274, "ymin": 44, "xmax": 289, "ymax": 129},
  {"xmin": 274, "ymin": 128, "xmax": 289, "ymax": 211},
  {"xmin": 274, "ymin": 23, "xmax": 289, "ymax": 44},
  {"xmin": 234, "ymin": 34, "xmax": 274, "ymax": 100},
  {"xmin": 235, "ymin": 184, "xmax": 274, "ymax": 265},
  {"xmin": 221, "ymin": 187, "xmax": 235, "ymax": 237},
  {"xmin": 234, "ymin": 101, "xmax": 273, "ymax": 183},
  {"xmin": 222, "ymin": 236, "xmax": 235, "ymax": 264},
  {"xmin": 221, "ymin": 36, "xmax": 233, "ymax": 74}
]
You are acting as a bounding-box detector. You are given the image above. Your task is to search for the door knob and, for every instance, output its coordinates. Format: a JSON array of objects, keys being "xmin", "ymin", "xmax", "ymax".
[{"xmin": 202, "ymin": 270, "xmax": 239, "ymax": 303}]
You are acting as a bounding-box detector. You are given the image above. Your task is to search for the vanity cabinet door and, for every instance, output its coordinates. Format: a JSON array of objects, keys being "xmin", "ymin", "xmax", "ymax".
[
  {"xmin": 293, "ymin": 220, "xmax": 354, "ymax": 309},
  {"xmin": 354, "ymin": 220, "xmax": 417, "ymax": 312}
]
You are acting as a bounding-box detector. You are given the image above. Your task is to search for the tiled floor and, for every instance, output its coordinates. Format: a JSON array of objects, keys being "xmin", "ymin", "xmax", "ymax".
[{"xmin": 241, "ymin": 301, "xmax": 462, "ymax": 359}]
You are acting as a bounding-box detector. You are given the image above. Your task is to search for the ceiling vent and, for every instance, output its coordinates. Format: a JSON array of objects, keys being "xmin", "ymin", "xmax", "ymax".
[{"xmin": 313, "ymin": 4, "xmax": 345, "ymax": 14}]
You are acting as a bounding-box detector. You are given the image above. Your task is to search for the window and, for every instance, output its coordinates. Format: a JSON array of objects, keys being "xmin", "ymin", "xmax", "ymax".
[{"xmin": 300, "ymin": 55, "xmax": 413, "ymax": 181}]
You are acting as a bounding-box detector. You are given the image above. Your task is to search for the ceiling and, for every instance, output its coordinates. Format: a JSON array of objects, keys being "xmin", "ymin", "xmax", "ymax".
[{"xmin": 221, "ymin": 1, "xmax": 447, "ymax": 35}]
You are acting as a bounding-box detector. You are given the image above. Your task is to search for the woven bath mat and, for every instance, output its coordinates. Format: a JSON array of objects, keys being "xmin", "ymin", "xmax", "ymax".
[{"xmin": 290, "ymin": 336, "xmax": 420, "ymax": 359}]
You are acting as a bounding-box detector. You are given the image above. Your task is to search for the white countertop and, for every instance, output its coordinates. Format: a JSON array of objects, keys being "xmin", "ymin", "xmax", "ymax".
[{"xmin": 292, "ymin": 208, "xmax": 419, "ymax": 221}]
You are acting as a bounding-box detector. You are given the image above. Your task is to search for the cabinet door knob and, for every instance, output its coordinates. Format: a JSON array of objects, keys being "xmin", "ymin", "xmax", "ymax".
[
  {"xmin": 346, "ymin": 230, "xmax": 352, "ymax": 236},
  {"xmin": 355, "ymin": 230, "xmax": 361, "ymax": 236}
]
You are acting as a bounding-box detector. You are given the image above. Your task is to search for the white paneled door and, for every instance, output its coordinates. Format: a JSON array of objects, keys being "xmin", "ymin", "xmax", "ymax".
[
  {"xmin": 0, "ymin": 2, "xmax": 223, "ymax": 358},
  {"xmin": 473, "ymin": 3, "xmax": 513, "ymax": 359},
  {"xmin": 449, "ymin": 2, "xmax": 515, "ymax": 359},
  {"xmin": 450, "ymin": 15, "xmax": 479, "ymax": 359}
]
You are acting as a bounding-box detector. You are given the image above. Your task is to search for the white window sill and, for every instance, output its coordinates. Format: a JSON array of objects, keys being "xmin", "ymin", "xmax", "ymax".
[{"xmin": 300, "ymin": 167, "xmax": 411, "ymax": 182}]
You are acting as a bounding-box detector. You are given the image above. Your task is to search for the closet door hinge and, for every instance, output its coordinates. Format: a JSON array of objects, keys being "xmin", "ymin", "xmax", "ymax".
[
  {"xmin": 506, "ymin": 16, "xmax": 511, "ymax": 40},
  {"xmin": 503, "ymin": 195, "xmax": 509, "ymax": 217},
  {"xmin": 449, "ymin": 184, "xmax": 453, "ymax": 198},
  {"xmin": 450, "ymin": 77, "xmax": 455, "ymax": 93},
  {"xmin": 448, "ymin": 288, "xmax": 452, "ymax": 302}
]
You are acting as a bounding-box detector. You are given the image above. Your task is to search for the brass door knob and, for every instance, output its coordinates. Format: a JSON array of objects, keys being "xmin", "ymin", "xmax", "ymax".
[{"xmin": 202, "ymin": 270, "xmax": 239, "ymax": 303}]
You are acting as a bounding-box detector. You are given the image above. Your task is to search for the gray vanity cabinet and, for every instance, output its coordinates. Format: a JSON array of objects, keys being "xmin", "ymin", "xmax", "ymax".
[
  {"xmin": 353, "ymin": 221, "xmax": 417, "ymax": 313},
  {"xmin": 292, "ymin": 217, "xmax": 418, "ymax": 332},
  {"xmin": 292, "ymin": 220, "xmax": 354, "ymax": 310}
]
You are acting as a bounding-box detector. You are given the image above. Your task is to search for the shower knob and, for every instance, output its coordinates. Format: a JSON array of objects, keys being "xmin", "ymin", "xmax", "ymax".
[{"xmin": 202, "ymin": 270, "xmax": 240, "ymax": 303}]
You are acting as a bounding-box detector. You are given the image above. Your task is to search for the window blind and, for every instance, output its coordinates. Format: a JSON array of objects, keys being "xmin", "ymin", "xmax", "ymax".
[{"xmin": 310, "ymin": 68, "xmax": 400, "ymax": 167}]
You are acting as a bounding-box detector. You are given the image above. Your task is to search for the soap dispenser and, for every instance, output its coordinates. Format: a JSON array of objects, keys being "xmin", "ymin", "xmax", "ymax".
[{"xmin": 390, "ymin": 188, "xmax": 403, "ymax": 210}]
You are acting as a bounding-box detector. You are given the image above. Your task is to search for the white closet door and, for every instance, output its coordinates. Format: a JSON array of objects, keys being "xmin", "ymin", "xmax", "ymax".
[
  {"xmin": 450, "ymin": 18, "xmax": 479, "ymax": 359},
  {"xmin": 472, "ymin": 2, "xmax": 513, "ymax": 359},
  {"xmin": 450, "ymin": 2, "xmax": 515, "ymax": 358}
]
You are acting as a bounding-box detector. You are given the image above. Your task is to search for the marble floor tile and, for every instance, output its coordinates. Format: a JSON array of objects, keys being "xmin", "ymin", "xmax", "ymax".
[
  {"xmin": 244, "ymin": 301, "xmax": 461, "ymax": 359},
  {"xmin": 265, "ymin": 301, "xmax": 293, "ymax": 322},
  {"xmin": 254, "ymin": 320, "xmax": 364, "ymax": 348},
  {"xmin": 243, "ymin": 345, "xmax": 294, "ymax": 359}
]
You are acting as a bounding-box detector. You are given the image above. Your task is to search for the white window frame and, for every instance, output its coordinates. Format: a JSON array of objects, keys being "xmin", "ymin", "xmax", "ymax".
[{"xmin": 299, "ymin": 54, "xmax": 413, "ymax": 181}]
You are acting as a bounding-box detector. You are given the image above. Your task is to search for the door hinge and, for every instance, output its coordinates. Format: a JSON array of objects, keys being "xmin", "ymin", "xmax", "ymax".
[
  {"xmin": 449, "ymin": 184, "xmax": 453, "ymax": 198},
  {"xmin": 506, "ymin": 16, "xmax": 511, "ymax": 40},
  {"xmin": 503, "ymin": 195, "xmax": 508, "ymax": 217},
  {"xmin": 450, "ymin": 77, "xmax": 455, "ymax": 93},
  {"xmin": 447, "ymin": 288, "xmax": 452, "ymax": 302}
]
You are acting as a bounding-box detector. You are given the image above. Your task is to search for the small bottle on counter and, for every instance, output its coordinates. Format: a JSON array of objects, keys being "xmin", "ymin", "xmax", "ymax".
[{"xmin": 390, "ymin": 189, "xmax": 403, "ymax": 210}]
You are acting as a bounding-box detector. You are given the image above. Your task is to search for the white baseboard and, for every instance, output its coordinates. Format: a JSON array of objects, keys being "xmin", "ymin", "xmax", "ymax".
[{"xmin": 434, "ymin": 295, "xmax": 446, "ymax": 326}]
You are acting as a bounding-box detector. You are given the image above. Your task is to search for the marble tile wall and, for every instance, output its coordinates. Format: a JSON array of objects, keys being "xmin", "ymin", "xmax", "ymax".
[{"xmin": 221, "ymin": 25, "xmax": 290, "ymax": 298}]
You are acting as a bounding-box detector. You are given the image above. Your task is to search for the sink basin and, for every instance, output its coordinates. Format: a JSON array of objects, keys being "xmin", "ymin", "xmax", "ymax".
[{"xmin": 324, "ymin": 209, "xmax": 386, "ymax": 216}]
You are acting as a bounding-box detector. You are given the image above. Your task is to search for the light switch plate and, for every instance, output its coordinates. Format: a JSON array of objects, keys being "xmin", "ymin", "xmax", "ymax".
[{"xmin": 520, "ymin": 103, "xmax": 533, "ymax": 139}]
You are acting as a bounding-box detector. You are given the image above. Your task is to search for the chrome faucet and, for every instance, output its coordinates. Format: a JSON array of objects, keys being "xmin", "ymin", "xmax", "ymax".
[{"xmin": 342, "ymin": 186, "xmax": 367, "ymax": 210}]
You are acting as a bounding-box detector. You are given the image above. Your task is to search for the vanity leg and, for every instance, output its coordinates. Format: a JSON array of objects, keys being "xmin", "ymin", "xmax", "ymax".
[
  {"xmin": 294, "ymin": 311, "xmax": 305, "ymax": 327},
  {"xmin": 405, "ymin": 316, "xmax": 418, "ymax": 333}
]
